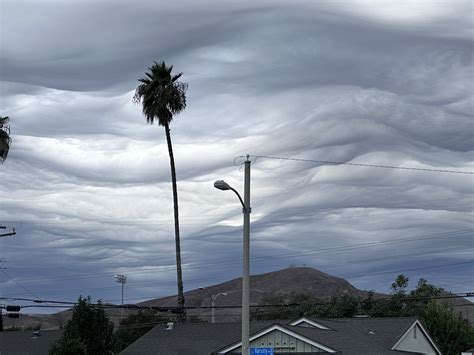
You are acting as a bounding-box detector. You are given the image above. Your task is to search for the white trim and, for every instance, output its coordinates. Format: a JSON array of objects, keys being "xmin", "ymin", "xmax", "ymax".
[
  {"xmin": 290, "ymin": 317, "xmax": 332, "ymax": 330},
  {"xmin": 218, "ymin": 324, "xmax": 337, "ymax": 353},
  {"xmin": 391, "ymin": 319, "xmax": 441, "ymax": 355}
]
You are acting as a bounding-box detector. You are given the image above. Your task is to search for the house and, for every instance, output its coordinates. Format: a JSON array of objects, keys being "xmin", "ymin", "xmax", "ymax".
[
  {"xmin": 0, "ymin": 329, "xmax": 62, "ymax": 355},
  {"xmin": 121, "ymin": 316, "xmax": 441, "ymax": 354}
]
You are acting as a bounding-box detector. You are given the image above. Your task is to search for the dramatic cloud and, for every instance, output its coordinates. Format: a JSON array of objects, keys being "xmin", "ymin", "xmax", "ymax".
[{"xmin": 0, "ymin": 0, "xmax": 472, "ymax": 311}]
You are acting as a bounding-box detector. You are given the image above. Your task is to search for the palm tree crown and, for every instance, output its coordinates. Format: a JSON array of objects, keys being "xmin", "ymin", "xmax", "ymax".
[
  {"xmin": 0, "ymin": 116, "xmax": 11, "ymax": 163},
  {"xmin": 133, "ymin": 61, "xmax": 188, "ymax": 126}
]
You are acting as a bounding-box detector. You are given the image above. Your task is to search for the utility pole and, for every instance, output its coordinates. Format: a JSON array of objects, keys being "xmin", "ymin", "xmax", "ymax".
[
  {"xmin": 213, "ymin": 155, "xmax": 251, "ymax": 354},
  {"xmin": 242, "ymin": 156, "xmax": 251, "ymax": 355}
]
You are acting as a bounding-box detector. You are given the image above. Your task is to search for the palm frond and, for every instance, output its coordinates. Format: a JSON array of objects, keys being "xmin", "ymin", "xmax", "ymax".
[
  {"xmin": 0, "ymin": 116, "xmax": 11, "ymax": 163},
  {"xmin": 134, "ymin": 62, "xmax": 188, "ymax": 126}
]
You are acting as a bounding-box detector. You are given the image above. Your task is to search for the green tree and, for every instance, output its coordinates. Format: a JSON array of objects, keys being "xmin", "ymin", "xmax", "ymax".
[
  {"xmin": 0, "ymin": 116, "xmax": 11, "ymax": 163},
  {"xmin": 411, "ymin": 278, "xmax": 444, "ymax": 298},
  {"xmin": 49, "ymin": 296, "xmax": 114, "ymax": 355},
  {"xmin": 404, "ymin": 278, "xmax": 444, "ymax": 316},
  {"xmin": 134, "ymin": 61, "xmax": 188, "ymax": 319},
  {"xmin": 391, "ymin": 274, "xmax": 409, "ymax": 295},
  {"xmin": 422, "ymin": 301, "xmax": 474, "ymax": 355}
]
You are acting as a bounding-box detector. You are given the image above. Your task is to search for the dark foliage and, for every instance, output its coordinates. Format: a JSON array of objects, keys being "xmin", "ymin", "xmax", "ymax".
[
  {"xmin": 49, "ymin": 296, "xmax": 114, "ymax": 355},
  {"xmin": 254, "ymin": 276, "xmax": 473, "ymax": 354},
  {"xmin": 133, "ymin": 61, "xmax": 187, "ymax": 126},
  {"xmin": 0, "ymin": 116, "xmax": 11, "ymax": 162}
]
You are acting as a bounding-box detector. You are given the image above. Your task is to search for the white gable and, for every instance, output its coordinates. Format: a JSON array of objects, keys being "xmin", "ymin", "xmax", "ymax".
[
  {"xmin": 392, "ymin": 320, "xmax": 441, "ymax": 355},
  {"xmin": 290, "ymin": 317, "xmax": 332, "ymax": 330},
  {"xmin": 218, "ymin": 324, "xmax": 337, "ymax": 353}
]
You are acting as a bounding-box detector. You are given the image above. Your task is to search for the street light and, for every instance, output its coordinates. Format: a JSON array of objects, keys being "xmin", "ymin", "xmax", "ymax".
[
  {"xmin": 0, "ymin": 226, "xmax": 15, "ymax": 238},
  {"xmin": 199, "ymin": 287, "xmax": 227, "ymax": 323},
  {"xmin": 214, "ymin": 156, "xmax": 251, "ymax": 354}
]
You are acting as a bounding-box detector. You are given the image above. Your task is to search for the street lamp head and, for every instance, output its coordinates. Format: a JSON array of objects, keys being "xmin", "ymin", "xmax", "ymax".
[{"xmin": 214, "ymin": 180, "xmax": 231, "ymax": 191}]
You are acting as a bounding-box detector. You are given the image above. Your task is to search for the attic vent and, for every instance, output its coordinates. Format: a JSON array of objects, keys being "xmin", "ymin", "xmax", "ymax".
[
  {"xmin": 31, "ymin": 331, "xmax": 41, "ymax": 338},
  {"xmin": 166, "ymin": 322, "xmax": 174, "ymax": 331},
  {"xmin": 368, "ymin": 330, "xmax": 376, "ymax": 335}
]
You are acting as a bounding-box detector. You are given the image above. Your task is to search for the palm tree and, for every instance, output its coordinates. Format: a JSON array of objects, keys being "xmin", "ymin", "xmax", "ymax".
[
  {"xmin": 134, "ymin": 62, "xmax": 188, "ymax": 319},
  {"xmin": 0, "ymin": 116, "xmax": 11, "ymax": 163}
]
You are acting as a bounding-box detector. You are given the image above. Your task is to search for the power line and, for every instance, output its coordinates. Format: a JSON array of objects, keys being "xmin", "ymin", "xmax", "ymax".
[
  {"xmin": 0, "ymin": 270, "xmax": 41, "ymax": 302},
  {"xmin": 245, "ymin": 154, "xmax": 474, "ymax": 175},
  {"xmin": 345, "ymin": 260, "xmax": 474, "ymax": 280},
  {"xmin": 2, "ymin": 229, "xmax": 472, "ymax": 289},
  {"xmin": 3, "ymin": 258, "xmax": 472, "ymax": 299},
  {"xmin": 0, "ymin": 270, "xmax": 64, "ymax": 314},
  {"xmin": 4, "ymin": 242, "xmax": 471, "ymax": 287},
  {"xmin": 7, "ymin": 293, "xmax": 474, "ymax": 311},
  {"xmin": 2, "ymin": 229, "xmax": 471, "ymax": 285}
]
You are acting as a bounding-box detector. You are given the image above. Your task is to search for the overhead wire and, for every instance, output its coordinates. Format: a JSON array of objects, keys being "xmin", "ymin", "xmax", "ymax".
[
  {"xmin": 2, "ymin": 258, "xmax": 472, "ymax": 298},
  {"xmin": 1, "ymin": 229, "xmax": 472, "ymax": 285},
  {"xmin": 243, "ymin": 154, "xmax": 474, "ymax": 175},
  {"xmin": 3, "ymin": 242, "xmax": 471, "ymax": 286}
]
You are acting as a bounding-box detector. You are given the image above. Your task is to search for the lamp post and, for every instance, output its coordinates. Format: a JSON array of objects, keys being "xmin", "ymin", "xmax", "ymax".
[
  {"xmin": 199, "ymin": 287, "xmax": 227, "ymax": 323},
  {"xmin": 0, "ymin": 226, "xmax": 15, "ymax": 238},
  {"xmin": 214, "ymin": 156, "xmax": 251, "ymax": 354}
]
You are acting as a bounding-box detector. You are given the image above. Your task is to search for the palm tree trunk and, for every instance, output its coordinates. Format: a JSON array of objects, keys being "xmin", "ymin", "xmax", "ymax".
[{"xmin": 164, "ymin": 122, "xmax": 185, "ymax": 321}]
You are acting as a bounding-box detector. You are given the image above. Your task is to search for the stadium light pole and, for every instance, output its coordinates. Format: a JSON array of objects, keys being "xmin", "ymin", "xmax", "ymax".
[
  {"xmin": 114, "ymin": 274, "xmax": 127, "ymax": 305},
  {"xmin": 214, "ymin": 156, "xmax": 251, "ymax": 354}
]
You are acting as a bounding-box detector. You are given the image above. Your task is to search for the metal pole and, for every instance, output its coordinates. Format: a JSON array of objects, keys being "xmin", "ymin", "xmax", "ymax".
[
  {"xmin": 242, "ymin": 156, "xmax": 251, "ymax": 354},
  {"xmin": 121, "ymin": 282, "xmax": 124, "ymax": 305},
  {"xmin": 211, "ymin": 298, "xmax": 215, "ymax": 324}
]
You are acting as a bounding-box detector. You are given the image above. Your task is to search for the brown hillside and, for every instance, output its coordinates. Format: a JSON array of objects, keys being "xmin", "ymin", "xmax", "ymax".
[{"xmin": 140, "ymin": 267, "xmax": 374, "ymax": 309}]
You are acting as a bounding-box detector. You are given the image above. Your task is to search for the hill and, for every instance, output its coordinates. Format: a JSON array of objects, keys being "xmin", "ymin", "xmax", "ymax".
[
  {"xmin": 140, "ymin": 267, "xmax": 375, "ymax": 308},
  {"xmin": 138, "ymin": 267, "xmax": 384, "ymax": 321},
  {"xmin": 3, "ymin": 267, "xmax": 472, "ymax": 328}
]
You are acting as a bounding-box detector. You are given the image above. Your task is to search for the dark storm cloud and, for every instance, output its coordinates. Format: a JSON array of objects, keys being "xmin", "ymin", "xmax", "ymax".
[
  {"xmin": 1, "ymin": 0, "xmax": 275, "ymax": 91},
  {"xmin": 0, "ymin": 0, "xmax": 473, "ymax": 308}
]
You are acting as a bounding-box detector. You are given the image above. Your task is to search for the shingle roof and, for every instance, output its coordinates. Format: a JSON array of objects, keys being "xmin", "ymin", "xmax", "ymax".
[
  {"xmin": 312, "ymin": 317, "xmax": 418, "ymax": 350},
  {"xmin": 121, "ymin": 317, "xmax": 422, "ymax": 355},
  {"xmin": 0, "ymin": 329, "xmax": 62, "ymax": 355},
  {"xmin": 121, "ymin": 321, "xmax": 274, "ymax": 355},
  {"xmin": 278, "ymin": 319, "xmax": 418, "ymax": 355}
]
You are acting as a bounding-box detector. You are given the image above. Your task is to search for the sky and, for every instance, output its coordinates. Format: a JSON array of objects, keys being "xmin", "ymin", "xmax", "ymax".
[{"xmin": 0, "ymin": 0, "xmax": 473, "ymax": 313}]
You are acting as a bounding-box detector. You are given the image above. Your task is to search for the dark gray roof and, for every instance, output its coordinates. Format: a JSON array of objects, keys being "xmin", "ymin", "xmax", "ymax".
[
  {"xmin": 279, "ymin": 319, "xmax": 418, "ymax": 355},
  {"xmin": 121, "ymin": 321, "xmax": 274, "ymax": 355},
  {"xmin": 121, "ymin": 317, "xmax": 422, "ymax": 355},
  {"xmin": 313, "ymin": 317, "xmax": 418, "ymax": 351},
  {"xmin": 0, "ymin": 329, "xmax": 62, "ymax": 355}
]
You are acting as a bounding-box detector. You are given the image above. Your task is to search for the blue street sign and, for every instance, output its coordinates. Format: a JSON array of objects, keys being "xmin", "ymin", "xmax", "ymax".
[{"xmin": 250, "ymin": 348, "xmax": 274, "ymax": 355}]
